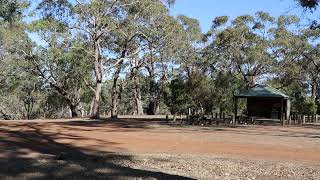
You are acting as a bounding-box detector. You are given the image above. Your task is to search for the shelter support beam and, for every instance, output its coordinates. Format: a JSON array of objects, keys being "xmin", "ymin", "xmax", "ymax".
[
  {"xmin": 233, "ymin": 97, "xmax": 238, "ymax": 124},
  {"xmin": 281, "ymin": 98, "xmax": 284, "ymax": 125},
  {"xmin": 286, "ymin": 99, "xmax": 291, "ymax": 125}
]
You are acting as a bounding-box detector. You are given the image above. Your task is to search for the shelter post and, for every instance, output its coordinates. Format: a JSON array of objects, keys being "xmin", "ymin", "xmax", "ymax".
[
  {"xmin": 286, "ymin": 99, "xmax": 291, "ymax": 125},
  {"xmin": 233, "ymin": 97, "xmax": 238, "ymax": 124}
]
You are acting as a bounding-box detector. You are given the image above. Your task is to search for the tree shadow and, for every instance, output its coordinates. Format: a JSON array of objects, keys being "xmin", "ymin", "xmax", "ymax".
[
  {"xmin": 0, "ymin": 124, "xmax": 194, "ymax": 180},
  {"xmin": 57, "ymin": 118, "xmax": 157, "ymax": 128}
]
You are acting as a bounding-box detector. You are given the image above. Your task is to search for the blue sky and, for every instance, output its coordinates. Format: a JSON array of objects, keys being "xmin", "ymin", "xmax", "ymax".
[{"xmin": 170, "ymin": 0, "xmax": 316, "ymax": 32}]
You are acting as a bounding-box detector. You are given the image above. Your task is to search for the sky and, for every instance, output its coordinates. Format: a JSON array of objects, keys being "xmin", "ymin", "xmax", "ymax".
[{"xmin": 169, "ymin": 0, "xmax": 317, "ymax": 32}]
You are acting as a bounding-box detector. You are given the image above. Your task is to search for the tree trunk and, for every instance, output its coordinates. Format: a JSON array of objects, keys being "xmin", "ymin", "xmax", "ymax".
[
  {"xmin": 173, "ymin": 113, "xmax": 177, "ymax": 122},
  {"xmin": 90, "ymin": 33, "xmax": 103, "ymax": 119},
  {"xmin": 146, "ymin": 79, "xmax": 160, "ymax": 115},
  {"xmin": 147, "ymin": 100, "xmax": 160, "ymax": 115},
  {"xmin": 65, "ymin": 97, "xmax": 79, "ymax": 118},
  {"xmin": 311, "ymin": 79, "xmax": 317, "ymax": 103},
  {"xmin": 132, "ymin": 69, "xmax": 143, "ymax": 115},
  {"xmin": 111, "ymin": 94, "xmax": 119, "ymax": 118},
  {"xmin": 146, "ymin": 63, "xmax": 160, "ymax": 115},
  {"xmin": 247, "ymin": 75, "xmax": 257, "ymax": 89},
  {"xmin": 91, "ymin": 82, "xmax": 102, "ymax": 119},
  {"xmin": 155, "ymin": 102, "xmax": 160, "ymax": 114},
  {"xmin": 111, "ymin": 61, "xmax": 123, "ymax": 118},
  {"xmin": 69, "ymin": 105, "xmax": 79, "ymax": 118},
  {"xmin": 133, "ymin": 85, "xmax": 143, "ymax": 115}
]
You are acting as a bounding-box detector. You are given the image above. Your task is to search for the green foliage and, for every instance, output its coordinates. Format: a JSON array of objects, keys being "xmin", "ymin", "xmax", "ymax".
[
  {"xmin": 0, "ymin": 0, "xmax": 29, "ymax": 22},
  {"xmin": 164, "ymin": 78, "xmax": 192, "ymax": 115},
  {"xmin": 209, "ymin": 12, "xmax": 275, "ymax": 88},
  {"xmin": 185, "ymin": 72, "xmax": 212, "ymax": 113},
  {"xmin": 212, "ymin": 72, "xmax": 245, "ymax": 114},
  {"xmin": 212, "ymin": 16, "xmax": 229, "ymax": 29},
  {"xmin": 304, "ymin": 99, "xmax": 318, "ymax": 115}
]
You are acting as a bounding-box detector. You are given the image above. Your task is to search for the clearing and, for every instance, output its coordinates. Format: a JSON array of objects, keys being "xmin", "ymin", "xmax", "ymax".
[{"xmin": 0, "ymin": 118, "xmax": 319, "ymax": 179}]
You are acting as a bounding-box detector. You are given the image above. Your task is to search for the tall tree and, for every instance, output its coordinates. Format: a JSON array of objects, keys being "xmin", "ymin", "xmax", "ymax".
[
  {"xmin": 210, "ymin": 12, "xmax": 276, "ymax": 88},
  {"xmin": 0, "ymin": 0, "xmax": 34, "ymax": 119},
  {"xmin": 110, "ymin": 0, "xmax": 182, "ymax": 116}
]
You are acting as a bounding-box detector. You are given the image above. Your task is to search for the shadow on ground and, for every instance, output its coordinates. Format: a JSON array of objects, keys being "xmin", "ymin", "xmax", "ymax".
[{"xmin": 0, "ymin": 124, "xmax": 194, "ymax": 180}]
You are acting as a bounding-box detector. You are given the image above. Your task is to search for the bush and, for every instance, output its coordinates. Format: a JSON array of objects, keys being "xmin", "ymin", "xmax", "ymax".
[{"xmin": 303, "ymin": 99, "xmax": 317, "ymax": 115}]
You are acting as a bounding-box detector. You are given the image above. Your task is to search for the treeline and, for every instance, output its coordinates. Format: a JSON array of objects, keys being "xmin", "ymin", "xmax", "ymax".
[{"xmin": 1, "ymin": 0, "xmax": 320, "ymax": 119}]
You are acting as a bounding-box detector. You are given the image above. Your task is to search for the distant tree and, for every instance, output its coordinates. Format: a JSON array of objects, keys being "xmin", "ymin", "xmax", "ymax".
[
  {"xmin": 164, "ymin": 78, "xmax": 192, "ymax": 121},
  {"xmin": 185, "ymin": 72, "xmax": 212, "ymax": 114},
  {"xmin": 30, "ymin": 46, "xmax": 91, "ymax": 117},
  {"xmin": 0, "ymin": 0, "xmax": 35, "ymax": 119},
  {"xmin": 209, "ymin": 12, "xmax": 276, "ymax": 88}
]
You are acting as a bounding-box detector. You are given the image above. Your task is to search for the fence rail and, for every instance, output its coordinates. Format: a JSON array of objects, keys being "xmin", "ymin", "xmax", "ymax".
[{"xmin": 289, "ymin": 114, "xmax": 320, "ymax": 124}]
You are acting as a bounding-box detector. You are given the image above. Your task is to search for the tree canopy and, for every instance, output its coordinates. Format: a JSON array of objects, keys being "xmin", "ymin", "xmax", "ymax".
[{"xmin": 1, "ymin": 1, "xmax": 320, "ymax": 119}]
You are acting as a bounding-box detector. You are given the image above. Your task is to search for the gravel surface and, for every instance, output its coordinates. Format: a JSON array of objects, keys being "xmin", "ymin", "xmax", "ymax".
[
  {"xmin": 112, "ymin": 153, "xmax": 320, "ymax": 180},
  {"xmin": 1, "ymin": 152, "xmax": 320, "ymax": 179}
]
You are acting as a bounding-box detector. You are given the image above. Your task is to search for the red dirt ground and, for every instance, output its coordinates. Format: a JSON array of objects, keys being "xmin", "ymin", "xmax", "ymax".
[{"xmin": 1, "ymin": 118, "xmax": 320, "ymax": 164}]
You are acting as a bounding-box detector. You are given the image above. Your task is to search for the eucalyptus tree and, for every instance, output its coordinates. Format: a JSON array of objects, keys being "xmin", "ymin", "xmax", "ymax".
[
  {"xmin": 36, "ymin": 0, "xmax": 177, "ymax": 118},
  {"xmin": 175, "ymin": 15, "xmax": 203, "ymax": 77},
  {"xmin": 31, "ymin": 44, "xmax": 92, "ymax": 117},
  {"xmin": 143, "ymin": 15, "xmax": 185, "ymax": 115},
  {"xmin": 29, "ymin": 8, "xmax": 94, "ymax": 117},
  {"xmin": 109, "ymin": 0, "xmax": 182, "ymax": 116},
  {"xmin": 164, "ymin": 77, "xmax": 192, "ymax": 121},
  {"xmin": 0, "ymin": 0, "xmax": 35, "ymax": 119},
  {"xmin": 270, "ymin": 15, "xmax": 320, "ymax": 102},
  {"xmin": 300, "ymin": 28, "xmax": 320, "ymax": 102},
  {"xmin": 36, "ymin": 0, "xmax": 138, "ymax": 118},
  {"xmin": 211, "ymin": 12, "xmax": 276, "ymax": 88},
  {"xmin": 269, "ymin": 15, "xmax": 306, "ymax": 88},
  {"xmin": 268, "ymin": 15, "xmax": 320, "ymax": 113}
]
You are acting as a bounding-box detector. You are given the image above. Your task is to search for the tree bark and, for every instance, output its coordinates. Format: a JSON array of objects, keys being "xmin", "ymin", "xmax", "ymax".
[
  {"xmin": 91, "ymin": 82, "xmax": 102, "ymax": 118},
  {"xmin": 146, "ymin": 79, "xmax": 159, "ymax": 115},
  {"xmin": 111, "ymin": 91, "xmax": 119, "ymax": 118},
  {"xmin": 90, "ymin": 33, "xmax": 103, "ymax": 119},
  {"xmin": 65, "ymin": 97, "xmax": 80, "ymax": 118},
  {"xmin": 132, "ymin": 69, "xmax": 144, "ymax": 115},
  {"xmin": 311, "ymin": 79, "xmax": 317, "ymax": 102},
  {"xmin": 69, "ymin": 104, "xmax": 79, "ymax": 118},
  {"xmin": 111, "ymin": 61, "xmax": 123, "ymax": 118},
  {"xmin": 173, "ymin": 113, "xmax": 177, "ymax": 122},
  {"xmin": 146, "ymin": 63, "xmax": 160, "ymax": 115}
]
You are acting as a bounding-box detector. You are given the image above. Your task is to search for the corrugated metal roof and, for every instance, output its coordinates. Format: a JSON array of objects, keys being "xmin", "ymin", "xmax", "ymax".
[{"xmin": 235, "ymin": 84, "xmax": 290, "ymax": 98}]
